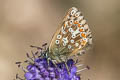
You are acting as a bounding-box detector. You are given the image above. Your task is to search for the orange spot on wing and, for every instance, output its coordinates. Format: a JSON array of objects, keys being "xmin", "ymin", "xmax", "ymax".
[
  {"xmin": 81, "ymin": 33, "xmax": 86, "ymax": 38},
  {"xmin": 78, "ymin": 24, "xmax": 81, "ymax": 27},
  {"xmin": 79, "ymin": 29, "xmax": 83, "ymax": 32},
  {"xmin": 74, "ymin": 21, "xmax": 78, "ymax": 24},
  {"xmin": 64, "ymin": 23, "xmax": 66, "ymax": 27}
]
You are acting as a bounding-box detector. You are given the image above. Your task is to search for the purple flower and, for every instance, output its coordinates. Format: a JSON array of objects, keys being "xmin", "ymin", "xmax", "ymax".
[
  {"xmin": 23, "ymin": 57, "xmax": 80, "ymax": 80},
  {"xmin": 15, "ymin": 45, "xmax": 89, "ymax": 80}
]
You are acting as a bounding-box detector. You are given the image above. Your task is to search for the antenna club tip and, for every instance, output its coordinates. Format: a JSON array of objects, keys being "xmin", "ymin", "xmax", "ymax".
[{"xmin": 86, "ymin": 65, "xmax": 90, "ymax": 70}]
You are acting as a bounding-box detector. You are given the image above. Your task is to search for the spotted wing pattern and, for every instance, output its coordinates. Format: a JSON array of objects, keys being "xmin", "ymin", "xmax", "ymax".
[{"xmin": 49, "ymin": 7, "xmax": 92, "ymax": 57}]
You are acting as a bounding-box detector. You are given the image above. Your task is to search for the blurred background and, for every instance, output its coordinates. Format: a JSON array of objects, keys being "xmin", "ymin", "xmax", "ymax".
[{"xmin": 0, "ymin": 0, "xmax": 120, "ymax": 80}]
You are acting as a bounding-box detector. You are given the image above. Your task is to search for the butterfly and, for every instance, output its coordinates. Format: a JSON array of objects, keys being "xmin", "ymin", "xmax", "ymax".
[{"xmin": 47, "ymin": 7, "xmax": 92, "ymax": 63}]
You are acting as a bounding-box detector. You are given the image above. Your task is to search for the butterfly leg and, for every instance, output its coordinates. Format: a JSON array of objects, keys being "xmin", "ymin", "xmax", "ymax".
[
  {"xmin": 64, "ymin": 61, "xmax": 70, "ymax": 74},
  {"xmin": 47, "ymin": 58, "xmax": 58, "ymax": 68},
  {"xmin": 64, "ymin": 57, "xmax": 70, "ymax": 74},
  {"xmin": 76, "ymin": 66, "xmax": 90, "ymax": 73}
]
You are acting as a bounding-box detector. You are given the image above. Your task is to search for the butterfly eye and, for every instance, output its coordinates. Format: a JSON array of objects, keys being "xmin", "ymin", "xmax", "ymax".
[
  {"xmin": 57, "ymin": 35, "xmax": 62, "ymax": 39},
  {"xmin": 75, "ymin": 12, "xmax": 81, "ymax": 17},
  {"xmin": 55, "ymin": 40, "xmax": 60, "ymax": 44}
]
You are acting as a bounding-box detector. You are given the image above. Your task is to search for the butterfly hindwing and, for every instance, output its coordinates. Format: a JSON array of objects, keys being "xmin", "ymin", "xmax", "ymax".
[{"xmin": 49, "ymin": 7, "xmax": 92, "ymax": 58}]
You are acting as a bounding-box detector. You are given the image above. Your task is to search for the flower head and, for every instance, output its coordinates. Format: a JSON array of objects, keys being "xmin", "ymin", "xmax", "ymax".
[
  {"xmin": 15, "ymin": 45, "xmax": 89, "ymax": 80},
  {"xmin": 24, "ymin": 58, "xmax": 81, "ymax": 80}
]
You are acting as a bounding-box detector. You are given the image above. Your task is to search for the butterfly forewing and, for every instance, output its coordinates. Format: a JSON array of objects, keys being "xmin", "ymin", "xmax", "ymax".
[{"xmin": 49, "ymin": 7, "xmax": 92, "ymax": 58}]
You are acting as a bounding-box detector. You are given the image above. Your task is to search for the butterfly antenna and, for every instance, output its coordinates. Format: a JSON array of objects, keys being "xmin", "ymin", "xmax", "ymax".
[
  {"xmin": 77, "ymin": 65, "xmax": 90, "ymax": 73},
  {"xmin": 15, "ymin": 61, "xmax": 28, "ymax": 73},
  {"xmin": 30, "ymin": 45, "xmax": 43, "ymax": 50},
  {"xmin": 42, "ymin": 43, "xmax": 47, "ymax": 50}
]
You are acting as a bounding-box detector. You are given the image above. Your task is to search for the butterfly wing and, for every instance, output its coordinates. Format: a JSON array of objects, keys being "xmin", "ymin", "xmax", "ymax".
[{"xmin": 49, "ymin": 7, "xmax": 92, "ymax": 58}]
